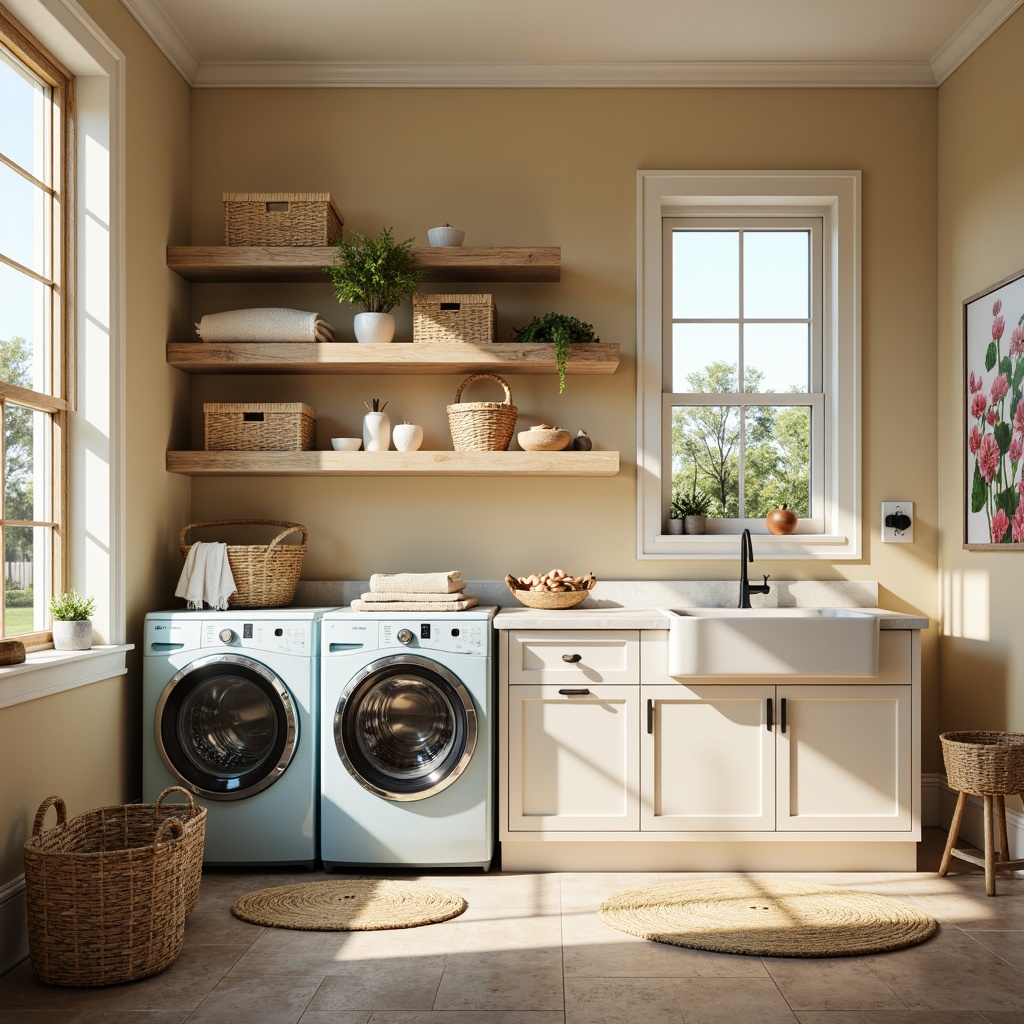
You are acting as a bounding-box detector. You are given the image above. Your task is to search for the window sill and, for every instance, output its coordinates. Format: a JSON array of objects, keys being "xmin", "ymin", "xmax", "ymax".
[
  {"xmin": 647, "ymin": 533, "xmax": 854, "ymax": 559},
  {"xmin": 0, "ymin": 645, "xmax": 133, "ymax": 710}
]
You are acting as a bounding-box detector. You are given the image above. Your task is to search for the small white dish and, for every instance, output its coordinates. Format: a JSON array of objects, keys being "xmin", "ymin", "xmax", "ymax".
[
  {"xmin": 331, "ymin": 437, "xmax": 362, "ymax": 451},
  {"xmin": 427, "ymin": 225, "xmax": 465, "ymax": 247}
]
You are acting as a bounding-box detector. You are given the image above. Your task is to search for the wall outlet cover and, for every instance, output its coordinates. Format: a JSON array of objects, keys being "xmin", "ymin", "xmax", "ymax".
[{"xmin": 881, "ymin": 501, "xmax": 914, "ymax": 543}]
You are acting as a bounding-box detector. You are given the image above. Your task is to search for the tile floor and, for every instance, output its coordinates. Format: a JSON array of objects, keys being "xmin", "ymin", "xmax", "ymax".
[{"xmin": 2, "ymin": 829, "xmax": 1023, "ymax": 1024}]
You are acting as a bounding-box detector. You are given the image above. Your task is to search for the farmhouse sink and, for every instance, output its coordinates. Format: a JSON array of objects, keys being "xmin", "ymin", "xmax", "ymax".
[{"xmin": 665, "ymin": 607, "xmax": 879, "ymax": 677}]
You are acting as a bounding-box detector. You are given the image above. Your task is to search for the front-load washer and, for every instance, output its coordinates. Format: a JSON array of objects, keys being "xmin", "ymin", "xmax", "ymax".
[
  {"xmin": 319, "ymin": 606, "xmax": 496, "ymax": 869},
  {"xmin": 142, "ymin": 607, "xmax": 334, "ymax": 866}
]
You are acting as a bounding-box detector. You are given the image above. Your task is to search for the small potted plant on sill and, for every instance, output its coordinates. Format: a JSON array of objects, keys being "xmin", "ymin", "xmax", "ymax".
[
  {"xmin": 324, "ymin": 226, "xmax": 423, "ymax": 343},
  {"xmin": 50, "ymin": 589, "xmax": 95, "ymax": 651},
  {"xmin": 672, "ymin": 487, "xmax": 714, "ymax": 535},
  {"xmin": 510, "ymin": 312, "xmax": 600, "ymax": 393}
]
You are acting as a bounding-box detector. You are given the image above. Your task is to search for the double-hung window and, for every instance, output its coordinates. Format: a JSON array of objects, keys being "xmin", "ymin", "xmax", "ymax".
[
  {"xmin": 0, "ymin": 10, "xmax": 70, "ymax": 643},
  {"xmin": 637, "ymin": 171, "xmax": 861, "ymax": 559}
]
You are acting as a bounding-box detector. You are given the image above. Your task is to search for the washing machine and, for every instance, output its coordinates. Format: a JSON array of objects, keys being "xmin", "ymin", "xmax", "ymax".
[
  {"xmin": 319, "ymin": 606, "xmax": 496, "ymax": 869},
  {"xmin": 142, "ymin": 607, "xmax": 334, "ymax": 866}
]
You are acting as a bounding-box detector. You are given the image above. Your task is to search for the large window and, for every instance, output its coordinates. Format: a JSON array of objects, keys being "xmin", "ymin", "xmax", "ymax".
[
  {"xmin": 637, "ymin": 171, "xmax": 861, "ymax": 559},
  {"xmin": 0, "ymin": 9, "xmax": 70, "ymax": 643}
]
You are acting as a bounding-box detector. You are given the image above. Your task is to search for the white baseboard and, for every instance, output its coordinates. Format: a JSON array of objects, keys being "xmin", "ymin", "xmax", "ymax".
[
  {"xmin": 926, "ymin": 771, "xmax": 1024, "ymax": 862},
  {"xmin": 0, "ymin": 874, "xmax": 28, "ymax": 977}
]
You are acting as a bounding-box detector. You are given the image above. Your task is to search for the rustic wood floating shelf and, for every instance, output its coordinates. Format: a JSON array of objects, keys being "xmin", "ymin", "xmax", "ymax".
[
  {"xmin": 166, "ymin": 341, "xmax": 620, "ymax": 375},
  {"xmin": 166, "ymin": 450, "xmax": 619, "ymax": 477},
  {"xmin": 166, "ymin": 245, "xmax": 561, "ymax": 283}
]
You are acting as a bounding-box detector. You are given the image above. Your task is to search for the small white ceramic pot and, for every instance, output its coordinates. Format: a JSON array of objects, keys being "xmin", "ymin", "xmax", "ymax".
[
  {"xmin": 362, "ymin": 411, "xmax": 391, "ymax": 451},
  {"xmin": 392, "ymin": 423, "xmax": 424, "ymax": 451},
  {"xmin": 354, "ymin": 312, "xmax": 395, "ymax": 344},
  {"xmin": 52, "ymin": 619, "xmax": 93, "ymax": 651},
  {"xmin": 427, "ymin": 225, "xmax": 465, "ymax": 247}
]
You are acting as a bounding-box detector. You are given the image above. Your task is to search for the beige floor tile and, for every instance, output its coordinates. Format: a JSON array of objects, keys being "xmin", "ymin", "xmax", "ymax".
[
  {"xmin": 296, "ymin": 1013, "xmax": 371, "ymax": 1024},
  {"xmin": 433, "ymin": 949, "xmax": 564, "ymax": 1012},
  {"xmin": 363, "ymin": 1014, "xmax": 565, "ymax": 1024},
  {"xmin": 962, "ymin": 929, "xmax": 1024, "ymax": 970},
  {"xmin": 762, "ymin": 958, "xmax": 904, "ymax": 1011},
  {"xmin": 671, "ymin": 976, "xmax": 799, "ymax": 1023},
  {"xmin": 303, "ymin": 956, "xmax": 447, "ymax": 1011},
  {"xmin": 184, "ymin": 894, "xmax": 268, "ymax": 944},
  {"xmin": 0, "ymin": 1012, "xmax": 82, "ymax": 1024},
  {"xmin": 564, "ymin": 976, "xmax": 681, "ymax": 1024},
  {"xmin": 450, "ymin": 916, "xmax": 562, "ymax": 953},
  {"xmin": 563, "ymin": 935, "xmax": 768, "ymax": 978},
  {"xmin": 794, "ymin": 1013, "xmax": 988, "ymax": 1023},
  {"xmin": 184, "ymin": 973, "xmax": 324, "ymax": 1023}
]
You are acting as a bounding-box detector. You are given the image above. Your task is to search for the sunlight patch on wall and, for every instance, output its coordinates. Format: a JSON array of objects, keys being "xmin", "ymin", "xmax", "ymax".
[{"xmin": 941, "ymin": 569, "xmax": 990, "ymax": 641}]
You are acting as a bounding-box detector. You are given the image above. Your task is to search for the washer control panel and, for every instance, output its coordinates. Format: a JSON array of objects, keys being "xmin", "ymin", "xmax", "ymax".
[
  {"xmin": 200, "ymin": 619, "xmax": 314, "ymax": 655},
  {"xmin": 379, "ymin": 619, "xmax": 489, "ymax": 656}
]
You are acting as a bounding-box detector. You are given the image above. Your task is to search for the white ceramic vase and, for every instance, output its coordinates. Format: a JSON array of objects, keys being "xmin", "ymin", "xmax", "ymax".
[
  {"xmin": 353, "ymin": 312, "xmax": 395, "ymax": 344},
  {"xmin": 392, "ymin": 422, "xmax": 424, "ymax": 451},
  {"xmin": 362, "ymin": 411, "xmax": 391, "ymax": 451},
  {"xmin": 52, "ymin": 619, "xmax": 93, "ymax": 651}
]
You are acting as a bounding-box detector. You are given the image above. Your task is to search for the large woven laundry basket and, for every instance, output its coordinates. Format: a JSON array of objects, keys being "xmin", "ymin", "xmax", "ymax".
[
  {"xmin": 940, "ymin": 730, "xmax": 1024, "ymax": 795},
  {"xmin": 24, "ymin": 796, "xmax": 189, "ymax": 986},
  {"xmin": 447, "ymin": 373, "xmax": 517, "ymax": 451}
]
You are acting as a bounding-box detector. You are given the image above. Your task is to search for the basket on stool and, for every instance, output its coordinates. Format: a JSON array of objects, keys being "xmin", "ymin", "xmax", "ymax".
[
  {"xmin": 446, "ymin": 373, "xmax": 517, "ymax": 451},
  {"xmin": 24, "ymin": 796, "xmax": 190, "ymax": 985},
  {"xmin": 939, "ymin": 731, "xmax": 1024, "ymax": 895}
]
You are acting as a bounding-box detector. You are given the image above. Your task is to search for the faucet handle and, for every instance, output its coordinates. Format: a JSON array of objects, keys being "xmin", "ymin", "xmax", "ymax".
[{"xmin": 762, "ymin": 574, "xmax": 771, "ymax": 586}]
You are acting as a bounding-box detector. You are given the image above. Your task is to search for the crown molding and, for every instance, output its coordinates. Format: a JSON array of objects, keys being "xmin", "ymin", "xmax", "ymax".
[
  {"xmin": 119, "ymin": 0, "xmax": 198, "ymax": 82},
  {"xmin": 931, "ymin": 0, "xmax": 1023, "ymax": 84}
]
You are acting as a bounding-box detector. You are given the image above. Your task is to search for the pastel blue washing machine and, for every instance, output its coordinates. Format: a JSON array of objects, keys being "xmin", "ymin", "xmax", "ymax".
[
  {"xmin": 319, "ymin": 606, "xmax": 496, "ymax": 869},
  {"xmin": 142, "ymin": 607, "xmax": 334, "ymax": 866}
]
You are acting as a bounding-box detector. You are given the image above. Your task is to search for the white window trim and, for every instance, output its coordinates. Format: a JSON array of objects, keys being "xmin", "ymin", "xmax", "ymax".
[
  {"xmin": 636, "ymin": 170, "xmax": 862, "ymax": 560},
  {"xmin": 1, "ymin": 0, "xmax": 128, "ymax": 698}
]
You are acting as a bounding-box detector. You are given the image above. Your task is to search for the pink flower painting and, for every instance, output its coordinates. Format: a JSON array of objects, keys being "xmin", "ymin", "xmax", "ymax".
[{"xmin": 966, "ymin": 274, "xmax": 1024, "ymax": 545}]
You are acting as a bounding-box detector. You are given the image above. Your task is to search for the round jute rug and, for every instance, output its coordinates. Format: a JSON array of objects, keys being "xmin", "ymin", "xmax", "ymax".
[
  {"xmin": 599, "ymin": 878, "xmax": 937, "ymax": 958},
  {"xmin": 231, "ymin": 879, "xmax": 467, "ymax": 931}
]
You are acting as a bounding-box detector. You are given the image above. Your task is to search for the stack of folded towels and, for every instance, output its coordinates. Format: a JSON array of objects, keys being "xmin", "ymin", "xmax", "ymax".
[{"xmin": 351, "ymin": 571, "xmax": 478, "ymax": 612}]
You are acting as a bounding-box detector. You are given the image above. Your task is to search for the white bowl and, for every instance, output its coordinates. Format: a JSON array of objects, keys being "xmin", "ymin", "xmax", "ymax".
[
  {"xmin": 331, "ymin": 437, "xmax": 362, "ymax": 451},
  {"xmin": 427, "ymin": 225, "xmax": 465, "ymax": 247}
]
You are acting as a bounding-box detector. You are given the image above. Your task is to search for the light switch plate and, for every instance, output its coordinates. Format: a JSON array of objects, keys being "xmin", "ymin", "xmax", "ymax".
[{"xmin": 881, "ymin": 501, "xmax": 913, "ymax": 543}]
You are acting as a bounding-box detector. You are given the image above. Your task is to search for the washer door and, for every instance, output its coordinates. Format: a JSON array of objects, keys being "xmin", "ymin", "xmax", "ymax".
[
  {"xmin": 155, "ymin": 653, "xmax": 298, "ymax": 801},
  {"xmin": 335, "ymin": 654, "xmax": 477, "ymax": 802}
]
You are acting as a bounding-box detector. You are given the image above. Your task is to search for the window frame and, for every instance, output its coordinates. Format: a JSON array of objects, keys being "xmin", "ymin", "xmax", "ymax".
[
  {"xmin": 0, "ymin": 6, "xmax": 71, "ymax": 644},
  {"xmin": 636, "ymin": 170, "xmax": 862, "ymax": 560}
]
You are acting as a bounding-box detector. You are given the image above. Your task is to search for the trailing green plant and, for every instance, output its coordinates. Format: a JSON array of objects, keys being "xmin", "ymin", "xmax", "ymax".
[
  {"xmin": 672, "ymin": 487, "xmax": 714, "ymax": 518},
  {"xmin": 50, "ymin": 588, "xmax": 95, "ymax": 621},
  {"xmin": 324, "ymin": 226, "xmax": 423, "ymax": 313},
  {"xmin": 510, "ymin": 312, "xmax": 599, "ymax": 393}
]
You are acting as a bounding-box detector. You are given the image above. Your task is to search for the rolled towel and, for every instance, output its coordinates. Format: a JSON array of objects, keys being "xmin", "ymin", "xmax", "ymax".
[
  {"xmin": 196, "ymin": 308, "xmax": 335, "ymax": 344},
  {"xmin": 351, "ymin": 596, "xmax": 479, "ymax": 613},
  {"xmin": 369, "ymin": 571, "xmax": 465, "ymax": 594},
  {"xmin": 174, "ymin": 541, "xmax": 237, "ymax": 610},
  {"xmin": 360, "ymin": 591, "xmax": 475, "ymax": 603}
]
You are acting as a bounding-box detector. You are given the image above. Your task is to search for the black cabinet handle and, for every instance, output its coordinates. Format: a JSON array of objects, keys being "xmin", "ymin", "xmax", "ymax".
[
  {"xmin": 766, "ymin": 697, "xmax": 773, "ymax": 732},
  {"xmin": 647, "ymin": 698, "xmax": 654, "ymax": 734},
  {"xmin": 558, "ymin": 687, "xmax": 590, "ymax": 696},
  {"xmin": 781, "ymin": 697, "xmax": 788, "ymax": 734},
  {"xmin": 561, "ymin": 653, "xmax": 582, "ymax": 663}
]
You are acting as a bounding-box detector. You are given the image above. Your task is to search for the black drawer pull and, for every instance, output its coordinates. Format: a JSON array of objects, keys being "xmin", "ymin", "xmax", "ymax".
[
  {"xmin": 766, "ymin": 697, "xmax": 773, "ymax": 732},
  {"xmin": 558, "ymin": 688, "xmax": 591, "ymax": 696},
  {"xmin": 781, "ymin": 696, "xmax": 788, "ymax": 734},
  {"xmin": 561, "ymin": 653, "xmax": 582, "ymax": 663},
  {"xmin": 647, "ymin": 698, "xmax": 654, "ymax": 734}
]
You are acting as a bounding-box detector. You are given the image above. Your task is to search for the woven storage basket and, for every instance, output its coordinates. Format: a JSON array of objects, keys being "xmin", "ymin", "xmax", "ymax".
[
  {"xmin": 180, "ymin": 519, "xmax": 307, "ymax": 608},
  {"xmin": 413, "ymin": 293, "xmax": 496, "ymax": 344},
  {"xmin": 24, "ymin": 796, "xmax": 188, "ymax": 986},
  {"xmin": 149, "ymin": 787, "xmax": 207, "ymax": 915},
  {"xmin": 940, "ymin": 731, "xmax": 1024, "ymax": 795},
  {"xmin": 447, "ymin": 373, "xmax": 517, "ymax": 451},
  {"xmin": 505, "ymin": 573, "xmax": 597, "ymax": 609},
  {"xmin": 223, "ymin": 192, "xmax": 344, "ymax": 246},
  {"xmin": 204, "ymin": 402, "xmax": 316, "ymax": 451}
]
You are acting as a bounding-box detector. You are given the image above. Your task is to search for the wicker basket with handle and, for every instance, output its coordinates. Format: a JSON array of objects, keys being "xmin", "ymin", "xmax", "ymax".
[
  {"xmin": 24, "ymin": 796, "xmax": 188, "ymax": 986},
  {"xmin": 180, "ymin": 519, "xmax": 307, "ymax": 608},
  {"xmin": 447, "ymin": 373, "xmax": 518, "ymax": 451},
  {"xmin": 940, "ymin": 731, "xmax": 1024, "ymax": 795}
]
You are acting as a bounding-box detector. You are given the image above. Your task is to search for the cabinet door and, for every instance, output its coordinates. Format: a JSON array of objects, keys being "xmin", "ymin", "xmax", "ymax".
[
  {"xmin": 776, "ymin": 685, "xmax": 912, "ymax": 831},
  {"xmin": 640, "ymin": 685, "xmax": 775, "ymax": 831},
  {"xmin": 507, "ymin": 630, "xmax": 639, "ymax": 686},
  {"xmin": 507, "ymin": 684, "xmax": 640, "ymax": 831}
]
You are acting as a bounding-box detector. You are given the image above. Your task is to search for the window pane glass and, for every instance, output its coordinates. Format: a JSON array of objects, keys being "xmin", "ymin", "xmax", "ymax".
[
  {"xmin": 672, "ymin": 404, "xmax": 739, "ymax": 517},
  {"xmin": 672, "ymin": 324, "xmax": 738, "ymax": 392},
  {"xmin": 744, "ymin": 323, "xmax": 810, "ymax": 393},
  {"xmin": 0, "ymin": 264, "xmax": 49, "ymax": 391},
  {"xmin": 744, "ymin": 406, "xmax": 811, "ymax": 518},
  {"xmin": 743, "ymin": 231, "xmax": 809, "ymax": 318},
  {"xmin": 4, "ymin": 524, "xmax": 46, "ymax": 636},
  {"xmin": 672, "ymin": 231, "xmax": 738, "ymax": 319},
  {"xmin": 0, "ymin": 49, "xmax": 48, "ymax": 181},
  {"xmin": 5, "ymin": 401, "xmax": 45, "ymax": 519},
  {"xmin": 0, "ymin": 162, "xmax": 50, "ymax": 276}
]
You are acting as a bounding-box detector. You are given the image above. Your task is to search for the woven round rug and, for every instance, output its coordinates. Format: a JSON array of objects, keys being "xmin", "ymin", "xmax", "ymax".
[
  {"xmin": 599, "ymin": 879, "xmax": 937, "ymax": 958},
  {"xmin": 231, "ymin": 879, "xmax": 467, "ymax": 931}
]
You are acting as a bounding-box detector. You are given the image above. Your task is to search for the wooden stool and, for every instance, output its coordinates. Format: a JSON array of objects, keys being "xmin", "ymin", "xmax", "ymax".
[{"xmin": 939, "ymin": 731, "xmax": 1024, "ymax": 896}]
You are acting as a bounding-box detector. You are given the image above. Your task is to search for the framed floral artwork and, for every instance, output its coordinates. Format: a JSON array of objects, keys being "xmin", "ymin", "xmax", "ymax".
[{"xmin": 964, "ymin": 266, "xmax": 1024, "ymax": 549}]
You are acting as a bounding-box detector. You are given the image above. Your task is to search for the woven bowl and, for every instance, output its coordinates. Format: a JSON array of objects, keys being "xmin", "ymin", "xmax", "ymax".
[
  {"xmin": 505, "ymin": 573, "xmax": 596, "ymax": 609},
  {"xmin": 518, "ymin": 425, "xmax": 570, "ymax": 451}
]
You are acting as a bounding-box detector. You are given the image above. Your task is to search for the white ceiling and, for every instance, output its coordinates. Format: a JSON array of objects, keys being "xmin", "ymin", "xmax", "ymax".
[{"xmin": 121, "ymin": 0, "xmax": 1022, "ymax": 88}]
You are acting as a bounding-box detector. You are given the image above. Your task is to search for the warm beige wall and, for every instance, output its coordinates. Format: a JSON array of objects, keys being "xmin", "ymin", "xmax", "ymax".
[{"xmin": 938, "ymin": 9, "xmax": 1024, "ymax": 756}]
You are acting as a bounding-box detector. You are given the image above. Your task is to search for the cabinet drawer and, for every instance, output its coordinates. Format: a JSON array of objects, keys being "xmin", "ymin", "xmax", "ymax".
[{"xmin": 507, "ymin": 630, "xmax": 640, "ymax": 685}]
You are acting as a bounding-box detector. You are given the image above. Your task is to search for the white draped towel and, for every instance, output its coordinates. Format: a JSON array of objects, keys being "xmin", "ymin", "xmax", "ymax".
[{"xmin": 175, "ymin": 541, "xmax": 237, "ymax": 610}]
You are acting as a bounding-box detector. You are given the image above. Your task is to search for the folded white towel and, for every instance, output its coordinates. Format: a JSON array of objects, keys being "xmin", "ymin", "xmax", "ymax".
[
  {"xmin": 369, "ymin": 571, "xmax": 465, "ymax": 594},
  {"xmin": 351, "ymin": 596, "xmax": 479, "ymax": 613},
  {"xmin": 175, "ymin": 541, "xmax": 237, "ymax": 610},
  {"xmin": 360, "ymin": 591, "xmax": 474, "ymax": 603},
  {"xmin": 196, "ymin": 308, "xmax": 335, "ymax": 344}
]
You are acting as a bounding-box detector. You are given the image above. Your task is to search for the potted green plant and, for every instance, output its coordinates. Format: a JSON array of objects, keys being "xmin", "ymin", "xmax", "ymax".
[
  {"xmin": 50, "ymin": 588, "xmax": 95, "ymax": 651},
  {"xmin": 324, "ymin": 226, "xmax": 423, "ymax": 343},
  {"xmin": 672, "ymin": 487, "xmax": 714, "ymax": 535},
  {"xmin": 510, "ymin": 312, "xmax": 600, "ymax": 393}
]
